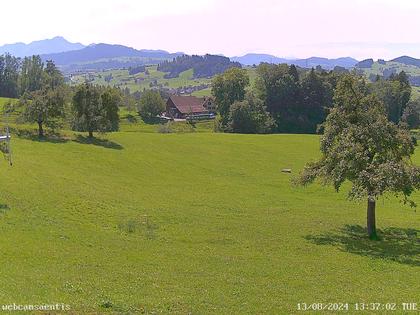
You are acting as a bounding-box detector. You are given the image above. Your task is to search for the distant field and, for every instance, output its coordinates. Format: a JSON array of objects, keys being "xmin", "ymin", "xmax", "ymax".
[
  {"xmin": 69, "ymin": 66, "xmax": 258, "ymax": 97},
  {"xmin": 70, "ymin": 66, "xmax": 213, "ymax": 95},
  {"xmin": 358, "ymin": 61, "xmax": 420, "ymax": 100},
  {"xmin": 0, "ymin": 109, "xmax": 418, "ymax": 313}
]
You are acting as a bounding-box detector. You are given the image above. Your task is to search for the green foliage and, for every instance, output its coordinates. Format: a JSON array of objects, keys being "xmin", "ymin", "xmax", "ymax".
[
  {"xmin": 0, "ymin": 54, "xmax": 20, "ymax": 98},
  {"xmin": 228, "ymin": 92, "xmax": 275, "ymax": 134},
  {"xmin": 296, "ymin": 74, "xmax": 420, "ymax": 205},
  {"xmin": 158, "ymin": 54, "xmax": 241, "ymax": 79},
  {"xmin": 371, "ymin": 71, "xmax": 412, "ymax": 124},
  {"xmin": 138, "ymin": 90, "xmax": 165, "ymax": 120},
  {"xmin": 19, "ymin": 55, "xmax": 45, "ymax": 94},
  {"xmin": 211, "ymin": 67, "xmax": 250, "ymax": 126},
  {"xmin": 72, "ymin": 83, "xmax": 121, "ymax": 137},
  {"xmin": 255, "ymin": 64, "xmax": 336, "ymax": 133},
  {"xmin": 402, "ymin": 99, "xmax": 420, "ymax": 129},
  {"xmin": 21, "ymin": 60, "xmax": 67, "ymax": 137}
]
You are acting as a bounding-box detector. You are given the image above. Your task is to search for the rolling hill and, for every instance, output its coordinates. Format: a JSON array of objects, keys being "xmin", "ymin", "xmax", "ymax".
[{"xmin": 391, "ymin": 56, "xmax": 420, "ymax": 67}]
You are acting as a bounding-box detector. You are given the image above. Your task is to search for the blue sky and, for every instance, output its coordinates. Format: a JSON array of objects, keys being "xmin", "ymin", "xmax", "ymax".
[{"xmin": 1, "ymin": 0, "xmax": 420, "ymax": 59}]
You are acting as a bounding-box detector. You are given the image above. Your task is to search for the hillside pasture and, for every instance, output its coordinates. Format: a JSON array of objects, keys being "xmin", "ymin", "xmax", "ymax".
[{"xmin": 0, "ymin": 120, "xmax": 418, "ymax": 313}]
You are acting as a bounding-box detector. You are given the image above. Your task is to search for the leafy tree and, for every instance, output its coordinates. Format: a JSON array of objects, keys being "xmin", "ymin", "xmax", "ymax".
[
  {"xmin": 21, "ymin": 60, "xmax": 66, "ymax": 137},
  {"xmin": 401, "ymin": 99, "xmax": 420, "ymax": 129},
  {"xmin": 295, "ymin": 75, "xmax": 419, "ymax": 240},
  {"xmin": 137, "ymin": 90, "xmax": 165, "ymax": 120},
  {"xmin": 299, "ymin": 69, "xmax": 328, "ymax": 133},
  {"xmin": 211, "ymin": 67, "xmax": 249, "ymax": 126},
  {"xmin": 371, "ymin": 71, "xmax": 411, "ymax": 124},
  {"xmin": 228, "ymin": 92, "xmax": 275, "ymax": 134},
  {"xmin": 72, "ymin": 83, "xmax": 120, "ymax": 138},
  {"xmin": 22, "ymin": 87, "xmax": 66, "ymax": 137},
  {"xmin": 19, "ymin": 55, "xmax": 44, "ymax": 94},
  {"xmin": 0, "ymin": 53, "xmax": 20, "ymax": 98},
  {"xmin": 255, "ymin": 63, "xmax": 301, "ymax": 131}
]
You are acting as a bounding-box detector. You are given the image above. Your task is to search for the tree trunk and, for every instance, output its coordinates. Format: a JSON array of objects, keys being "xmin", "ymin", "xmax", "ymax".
[
  {"xmin": 88, "ymin": 130, "xmax": 93, "ymax": 138},
  {"xmin": 367, "ymin": 197, "xmax": 377, "ymax": 240},
  {"xmin": 38, "ymin": 121, "xmax": 44, "ymax": 138}
]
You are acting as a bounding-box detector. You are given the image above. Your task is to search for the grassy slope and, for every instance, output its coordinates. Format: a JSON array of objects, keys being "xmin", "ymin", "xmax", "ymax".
[{"xmin": 0, "ymin": 116, "xmax": 418, "ymax": 313}]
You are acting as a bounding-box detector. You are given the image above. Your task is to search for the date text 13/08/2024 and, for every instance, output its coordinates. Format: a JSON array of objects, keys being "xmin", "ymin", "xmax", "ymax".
[{"xmin": 297, "ymin": 302, "xmax": 418, "ymax": 312}]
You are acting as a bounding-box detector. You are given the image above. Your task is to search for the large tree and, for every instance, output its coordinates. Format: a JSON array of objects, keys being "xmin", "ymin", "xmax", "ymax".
[
  {"xmin": 72, "ymin": 83, "xmax": 120, "ymax": 138},
  {"xmin": 228, "ymin": 92, "xmax": 275, "ymax": 134},
  {"xmin": 295, "ymin": 75, "xmax": 419, "ymax": 239},
  {"xmin": 212, "ymin": 67, "xmax": 249, "ymax": 126},
  {"xmin": 22, "ymin": 60, "xmax": 67, "ymax": 137},
  {"xmin": 137, "ymin": 90, "xmax": 165, "ymax": 120},
  {"xmin": 371, "ymin": 71, "xmax": 411, "ymax": 124},
  {"xmin": 0, "ymin": 53, "xmax": 20, "ymax": 98}
]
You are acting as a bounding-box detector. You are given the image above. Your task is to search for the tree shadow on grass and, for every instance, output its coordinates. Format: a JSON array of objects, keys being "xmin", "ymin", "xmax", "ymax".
[
  {"xmin": 73, "ymin": 135, "xmax": 124, "ymax": 150},
  {"xmin": 0, "ymin": 204, "xmax": 10, "ymax": 215},
  {"xmin": 14, "ymin": 129, "xmax": 69, "ymax": 144},
  {"xmin": 142, "ymin": 117, "xmax": 166, "ymax": 125},
  {"xmin": 305, "ymin": 225, "xmax": 419, "ymax": 267}
]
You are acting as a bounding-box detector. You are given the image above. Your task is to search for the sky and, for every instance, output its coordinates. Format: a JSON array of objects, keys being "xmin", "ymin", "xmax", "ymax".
[{"xmin": 1, "ymin": 0, "xmax": 420, "ymax": 59}]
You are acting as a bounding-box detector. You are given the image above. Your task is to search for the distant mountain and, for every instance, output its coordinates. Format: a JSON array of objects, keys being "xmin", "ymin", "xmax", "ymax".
[
  {"xmin": 41, "ymin": 43, "xmax": 182, "ymax": 65},
  {"xmin": 292, "ymin": 57, "xmax": 359, "ymax": 69},
  {"xmin": 390, "ymin": 56, "xmax": 420, "ymax": 67},
  {"xmin": 355, "ymin": 58, "xmax": 375, "ymax": 68},
  {"xmin": 231, "ymin": 54, "xmax": 289, "ymax": 65},
  {"xmin": 231, "ymin": 54, "xmax": 358, "ymax": 69},
  {"xmin": 0, "ymin": 36, "xmax": 85, "ymax": 57}
]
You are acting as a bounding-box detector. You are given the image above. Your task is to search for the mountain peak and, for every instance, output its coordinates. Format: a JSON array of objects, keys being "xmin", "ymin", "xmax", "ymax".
[{"xmin": 0, "ymin": 36, "xmax": 85, "ymax": 57}]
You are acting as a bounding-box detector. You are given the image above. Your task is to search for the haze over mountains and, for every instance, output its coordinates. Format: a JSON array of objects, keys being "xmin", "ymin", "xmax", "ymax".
[
  {"xmin": 1, "ymin": 36, "xmax": 420, "ymax": 74},
  {"xmin": 231, "ymin": 54, "xmax": 358, "ymax": 69},
  {"xmin": 0, "ymin": 36, "xmax": 85, "ymax": 57}
]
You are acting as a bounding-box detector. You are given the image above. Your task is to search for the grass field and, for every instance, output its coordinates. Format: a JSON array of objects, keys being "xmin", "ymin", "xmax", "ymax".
[{"xmin": 0, "ymin": 105, "xmax": 418, "ymax": 313}]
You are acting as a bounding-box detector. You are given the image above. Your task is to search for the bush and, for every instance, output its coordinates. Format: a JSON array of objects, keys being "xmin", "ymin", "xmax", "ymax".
[
  {"xmin": 157, "ymin": 122, "xmax": 173, "ymax": 133},
  {"xmin": 138, "ymin": 90, "xmax": 165, "ymax": 120},
  {"xmin": 228, "ymin": 93, "xmax": 275, "ymax": 134}
]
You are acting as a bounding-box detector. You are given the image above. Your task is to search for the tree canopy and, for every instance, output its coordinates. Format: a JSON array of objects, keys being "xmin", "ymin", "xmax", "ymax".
[
  {"xmin": 295, "ymin": 74, "xmax": 420, "ymax": 239},
  {"xmin": 72, "ymin": 83, "xmax": 121, "ymax": 138},
  {"xmin": 137, "ymin": 90, "xmax": 165, "ymax": 120}
]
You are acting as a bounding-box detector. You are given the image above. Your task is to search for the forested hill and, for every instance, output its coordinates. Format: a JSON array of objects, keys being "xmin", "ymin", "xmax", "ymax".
[{"xmin": 157, "ymin": 54, "xmax": 242, "ymax": 78}]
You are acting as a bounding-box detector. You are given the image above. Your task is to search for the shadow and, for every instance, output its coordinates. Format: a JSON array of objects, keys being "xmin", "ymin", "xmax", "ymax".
[
  {"xmin": 125, "ymin": 114, "xmax": 138, "ymax": 123},
  {"xmin": 305, "ymin": 225, "xmax": 419, "ymax": 267},
  {"xmin": 0, "ymin": 204, "xmax": 10, "ymax": 214},
  {"xmin": 73, "ymin": 135, "xmax": 124, "ymax": 150},
  {"xmin": 13, "ymin": 128, "xmax": 69, "ymax": 144}
]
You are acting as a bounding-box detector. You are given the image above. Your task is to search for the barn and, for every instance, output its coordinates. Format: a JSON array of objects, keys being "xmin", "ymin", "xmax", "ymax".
[{"xmin": 166, "ymin": 95, "xmax": 215, "ymax": 119}]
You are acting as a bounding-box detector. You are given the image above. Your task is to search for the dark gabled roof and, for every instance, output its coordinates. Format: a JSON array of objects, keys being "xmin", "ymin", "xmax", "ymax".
[{"xmin": 168, "ymin": 95, "xmax": 207, "ymax": 114}]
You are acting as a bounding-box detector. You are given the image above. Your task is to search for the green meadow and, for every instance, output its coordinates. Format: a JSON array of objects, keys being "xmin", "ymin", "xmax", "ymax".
[{"xmin": 0, "ymin": 98, "xmax": 418, "ymax": 314}]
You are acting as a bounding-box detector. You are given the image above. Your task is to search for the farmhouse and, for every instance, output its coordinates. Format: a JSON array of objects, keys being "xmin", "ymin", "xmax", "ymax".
[{"xmin": 166, "ymin": 95, "xmax": 216, "ymax": 119}]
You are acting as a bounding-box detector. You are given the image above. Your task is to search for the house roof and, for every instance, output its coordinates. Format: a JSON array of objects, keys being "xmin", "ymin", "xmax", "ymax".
[{"xmin": 168, "ymin": 95, "xmax": 207, "ymax": 114}]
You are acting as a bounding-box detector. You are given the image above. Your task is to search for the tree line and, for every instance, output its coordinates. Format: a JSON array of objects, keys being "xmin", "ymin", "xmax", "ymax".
[
  {"xmin": 0, "ymin": 54, "xmax": 121, "ymax": 138},
  {"xmin": 211, "ymin": 64, "xmax": 419, "ymax": 134},
  {"xmin": 157, "ymin": 54, "xmax": 242, "ymax": 79}
]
